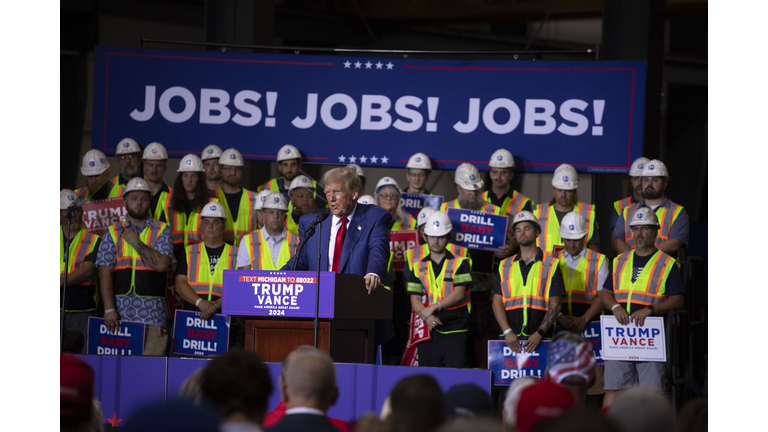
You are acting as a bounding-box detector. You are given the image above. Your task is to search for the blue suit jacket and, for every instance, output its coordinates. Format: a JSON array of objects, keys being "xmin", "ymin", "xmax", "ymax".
[{"xmin": 282, "ymin": 203, "xmax": 393, "ymax": 279}]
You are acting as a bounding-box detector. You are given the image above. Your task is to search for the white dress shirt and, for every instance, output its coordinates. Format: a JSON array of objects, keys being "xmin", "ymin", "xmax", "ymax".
[
  {"xmin": 562, "ymin": 247, "xmax": 609, "ymax": 291},
  {"xmin": 236, "ymin": 227, "xmax": 287, "ymax": 268}
]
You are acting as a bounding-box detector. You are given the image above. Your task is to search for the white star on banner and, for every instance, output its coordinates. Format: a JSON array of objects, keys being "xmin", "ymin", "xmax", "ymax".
[
  {"xmin": 359, "ymin": 155, "xmax": 368, "ymax": 163},
  {"xmin": 349, "ymin": 155, "xmax": 357, "ymax": 163},
  {"xmin": 343, "ymin": 61, "xmax": 351, "ymax": 68},
  {"xmin": 381, "ymin": 156, "xmax": 389, "ymax": 164},
  {"xmin": 354, "ymin": 61, "xmax": 362, "ymax": 69},
  {"xmin": 375, "ymin": 62, "xmax": 383, "ymax": 69},
  {"xmin": 338, "ymin": 155, "xmax": 346, "ymax": 162},
  {"xmin": 370, "ymin": 155, "xmax": 378, "ymax": 163},
  {"xmin": 365, "ymin": 61, "xmax": 373, "ymax": 69},
  {"xmin": 386, "ymin": 62, "xmax": 394, "ymax": 70}
]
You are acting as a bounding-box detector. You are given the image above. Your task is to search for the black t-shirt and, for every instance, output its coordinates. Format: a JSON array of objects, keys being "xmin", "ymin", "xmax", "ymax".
[
  {"xmin": 602, "ymin": 250, "xmax": 684, "ymax": 314},
  {"xmin": 175, "ymin": 244, "xmax": 226, "ymax": 278},
  {"xmin": 149, "ymin": 183, "xmax": 171, "ymax": 224},
  {"xmin": 486, "ymin": 188, "xmax": 533, "ymax": 213},
  {"xmin": 224, "ymin": 189, "xmax": 243, "ymax": 223},
  {"xmin": 184, "ymin": 198, "xmax": 195, "ymax": 216}
]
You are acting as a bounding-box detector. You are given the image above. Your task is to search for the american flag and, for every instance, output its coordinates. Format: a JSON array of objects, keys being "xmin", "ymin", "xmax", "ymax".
[{"xmin": 547, "ymin": 340, "xmax": 596, "ymax": 384}]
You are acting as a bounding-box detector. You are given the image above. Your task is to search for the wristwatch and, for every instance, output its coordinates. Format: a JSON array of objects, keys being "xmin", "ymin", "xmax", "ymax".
[
  {"xmin": 536, "ymin": 328, "xmax": 545, "ymax": 337},
  {"xmin": 647, "ymin": 305, "xmax": 656, "ymax": 315}
]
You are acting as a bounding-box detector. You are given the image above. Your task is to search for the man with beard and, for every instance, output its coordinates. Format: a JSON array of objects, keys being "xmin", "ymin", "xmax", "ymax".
[
  {"xmin": 142, "ymin": 142, "xmax": 173, "ymax": 224},
  {"xmin": 492, "ymin": 211, "xmax": 565, "ymax": 353},
  {"xmin": 612, "ymin": 159, "xmax": 689, "ymax": 260},
  {"xmin": 600, "ymin": 207, "xmax": 684, "ymax": 407},
  {"xmin": 286, "ymin": 175, "xmax": 319, "ymax": 235},
  {"xmin": 534, "ymin": 163, "xmax": 601, "ymax": 253},
  {"xmin": 96, "ymin": 178, "xmax": 174, "ymax": 355},
  {"xmin": 214, "ymin": 148, "xmax": 259, "ymax": 247},
  {"xmin": 75, "ymin": 149, "xmax": 123, "ymax": 200},
  {"xmin": 610, "ymin": 157, "xmax": 650, "ymax": 238},
  {"xmin": 201, "ymin": 144, "xmax": 223, "ymax": 195},
  {"xmin": 111, "ymin": 137, "xmax": 143, "ymax": 186},
  {"xmin": 259, "ymin": 145, "xmax": 324, "ymax": 208},
  {"xmin": 483, "ymin": 148, "xmax": 534, "ymax": 254},
  {"xmin": 238, "ymin": 192, "xmax": 299, "ymax": 270}
]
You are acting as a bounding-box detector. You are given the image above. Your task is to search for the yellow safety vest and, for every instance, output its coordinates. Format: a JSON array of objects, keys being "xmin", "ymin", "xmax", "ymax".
[
  {"xmin": 407, "ymin": 254, "xmax": 472, "ymax": 334},
  {"xmin": 151, "ymin": 189, "xmax": 173, "ymax": 224},
  {"xmin": 107, "ymin": 220, "xmax": 169, "ymax": 298},
  {"xmin": 391, "ymin": 214, "xmax": 417, "ymax": 231},
  {"xmin": 556, "ymin": 249, "xmax": 606, "ymax": 316},
  {"xmin": 612, "ymin": 250, "xmax": 674, "ymax": 313},
  {"xmin": 498, "ymin": 252, "xmax": 558, "ymax": 337},
  {"xmin": 440, "ymin": 199, "xmax": 500, "ymax": 215},
  {"xmin": 621, "ymin": 201, "xmax": 685, "ymax": 248},
  {"xmin": 215, "ymin": 187, "xmax": 257, "ymax": 247},
  {"xmin": 613, "ymin": 197, "xmax": 633, "ymax": 216},
  {"xmin": 482, "ymin": 190, "xmax": 533, "ymax": 218},
  {"xmin": 75, "ymin": 183, "xmax": 124, "ymax": 200},
  {"xmin": 534, "ymin": 202, "xmax": 596, "ymax": 252},
  {"xmin": 60, "ymin": 228, "xmax": 100, "ymax": 312},
  {"xmin": 171, "ymin": 198, "xmax": 218, "ymax": 247},
  {"xmin": 286, "ymin": 202, "xmax": 300, "ymax": 235},
  {"xmin": 258, "ymin": 177, "xmax": 318, "ymax": 198},
  {"xmin": 185, "ymin": 242, "xmax": 238, "ymax": 300},
  {"xmin": 406, "ymin": 243, "xmax": 469, "ymax": 272},
  {"xmin": 243, "ymin": 230, "xmax": 299, "ymax": 270}
]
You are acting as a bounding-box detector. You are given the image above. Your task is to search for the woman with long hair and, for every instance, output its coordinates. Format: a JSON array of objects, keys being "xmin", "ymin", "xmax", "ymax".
[
  {"xmin": 170, "ymin": 154, "xmax": 215, "ymax": 259},
  {"xmin": 375, "ymin": 177, "xmax": 416, "ymax": 231}
]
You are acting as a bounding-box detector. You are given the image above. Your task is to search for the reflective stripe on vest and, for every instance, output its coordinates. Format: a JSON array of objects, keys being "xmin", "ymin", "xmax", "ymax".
[
  {"xmin": 108, "ymin": 220, "xmax": 168, "ymax": 298},
  {"xmin": 186, "ymin": 242, "xmax": 238, "ymax": 299},
  {"xmin": 171, "ymin": 198, "xmax": 218, "ymax": 246},
  {"xmin": 612, "ymin": 250, "xmax": 674, "ymax": 313},
  {"xmin": 245, "ymin": 231, "xmax": 299, "ymax": 270},
  {"xmin": 152, "ymin": 189, "xmax": 173, "ymax": 223},
  {"xmin": 482, "ymin": 190, "xmax": 533, "ymax": 218},
  {"xmin": 215, "ymin": 187, "xmax": 256, "ymax": 247},
  {"xmin": 286, "ymin": 205, "xmax": 299, "ymax": 235},
  {"xmin": 498, "ymin": 253, "xmax": 558, "ymax": 335},
  {"xmin": 622, "ymin": 202, "xmax": 685, "ymax": 247},
  {"xmin": 614, "ymin": 197, "xmax": 632, "ymax": 216},
  {"xmin": 75, "ymin": 183, "xmax": 123, "ymax": 200},
  {"xmin": 392, "ymin": 215, "xmax": 417, "ymax": 231},
  {"xmin": 534, "ymin": 202, "xmax": 595, "ymax": 252},
  {"xmin": 411, "ymin": 256, "xmax": 471, "ymax": 312},
  {"xmin": 440, "ymin": 199, "xmax": 499, "ymax": 215},
  {"xmin": 556, "ymin": 249, "xmax": 605, "ymax": 316},
  {"xmin": 60, "ymin": 229, "xmax": 100, "ymax": 284}
]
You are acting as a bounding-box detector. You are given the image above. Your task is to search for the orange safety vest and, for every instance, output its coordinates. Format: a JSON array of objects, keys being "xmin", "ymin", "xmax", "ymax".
[
  {"xmin": 170, "ymin": 198, "xmax": 218, "ymax": 247},
  {"xmin": 556, "ymin": 249, "xmax": 606, "ymax": 316},
  {"xmin": 534, "ymin": 202, "xmax": 595, "ymax": 252},
  {"xmin": 482, "ymin": 190, "xmax": 533, "ymax": 218},
  {"xmin": 497, "ymin": 252, "xmax": 558, "ymax": 337},
  {"xmin": 185, "ymin": 242, "xmax": 238, "ymax": 300}
]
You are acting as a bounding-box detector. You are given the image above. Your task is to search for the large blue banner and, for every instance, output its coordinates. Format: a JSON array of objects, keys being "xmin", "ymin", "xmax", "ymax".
[{"xmin": 92, "ymin": 46, "xmax": 646, "ymax": 173}]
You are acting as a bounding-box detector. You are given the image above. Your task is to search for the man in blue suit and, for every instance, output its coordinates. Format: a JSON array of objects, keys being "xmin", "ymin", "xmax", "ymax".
[{"xmin": 283, "ymin": 167, "xmax": 392, "ymax": 294}]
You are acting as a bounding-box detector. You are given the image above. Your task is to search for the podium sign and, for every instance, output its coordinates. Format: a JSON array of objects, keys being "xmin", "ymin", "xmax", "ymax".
[{"xmin": 222, "ymin": 270, "xmax": 337, "ymax": 318}]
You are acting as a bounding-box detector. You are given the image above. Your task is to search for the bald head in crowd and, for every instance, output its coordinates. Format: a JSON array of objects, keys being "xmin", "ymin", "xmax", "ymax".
[{"xmin": 281, "ymin": 346, "xmax": 339, "ymax": 413}]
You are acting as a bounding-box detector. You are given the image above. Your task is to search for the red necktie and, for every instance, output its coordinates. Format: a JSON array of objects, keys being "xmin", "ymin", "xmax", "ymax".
[{"xmin": 331, "ymin": 217, "xmax": 348, "ymax": 273}]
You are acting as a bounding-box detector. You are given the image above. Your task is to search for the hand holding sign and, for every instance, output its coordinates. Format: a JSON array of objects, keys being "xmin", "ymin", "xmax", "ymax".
[
  {"xmin": 199, "ymin": 299, "xmax": 217, "ymax": 320},
  {"xmin": 105, "ymin": 310, "xmax": 120, "ymax": 334},
  {"xmin": 523, "ymin": 332, "xmax": 543, "ymax": 353},
  {"xmin": 613, "ymin": 306, "xmax": 630, "ymax": 326},
  {"xmin": 505, "ymin": 333, "xmax": 521, "ymax": 353},
  {"xmin": 630, "ymin": 307, "xmax": 653, "ymax": 327}
]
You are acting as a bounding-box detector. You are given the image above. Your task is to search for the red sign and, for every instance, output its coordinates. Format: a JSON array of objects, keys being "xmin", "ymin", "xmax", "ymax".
[
  {"xmin": 400, "ymin": 294, "xmax": 431, "ymax": 366},
  {"xmin": 389, "ymin": 230, "xmax": 419, "ymax": 272},
  {"xmin": 81, "ymin": 198, "xmax": 126, "ymax": 236}
]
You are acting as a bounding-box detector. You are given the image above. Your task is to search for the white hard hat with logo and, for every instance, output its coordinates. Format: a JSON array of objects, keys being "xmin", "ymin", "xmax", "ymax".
[
  {"xmin": 254, "ymin": 190, "xmax": 273, "ymax": 210},
  {"xmin": 628, "ymin": 207, "xmax": 660, "ymax": 228},
  {"xmin": 551, "ymin": 164, "xmax": 579, "ymax": 190},
  {"xmin": 116, "ymin": 137, "xmax": 141, "ymax": 155},
  {"xmin": 177, "ymin": 154, "xmax": 205, "ymax": 172},
  {"xmin": 641, "ymin": 159, "xmax": 669, "ymax": 179},
  {"xmin": 200, "ymin": 201, "xmax": 227, "ymax": 219},
  {"xmin": 122, "ymin": 178, "xmax": 151, "ymax": 197},
  {"xmin": 219, "ymin": 148, "xmax": 244, "ymax": 167},
  {"xmin": 143, "ymin": 142, "xmax": 168, "ymax": 160},
  {"xmin": 558, "ymin": 211, "xmax": 589, "ymax": 240},
  {"xmin": 376, "ymin": 177, "xmax": 401, "ymax": 194},
  {"xmin": 262, "ymin": 192, "xmax": 289, "ymax": 212},
  {"xmin": 60, "ymin": 189, "xmax": 82, "ymax": 210},
  {"xmin": 454, "ymin": 163, "xmax": 484, "ymax": 191},
  {"xmin": 407, "ymin": 152, "xmax": 432, "ymax": 170},
  {"xmin": 416, "ymin": 206, "xmax": 437, "ymax": 228},
  {"xmin": 277, "ymin": 144, "xmax": 301, "ymax": 162},
  {"xmin": 489, "ymin": 149, "xmax": 515, "ymax": 169},
  {"xmin": 511, "ymin": 210, "xmax": 541, "ymax": 232},
  {"xmin": 289, "ymin": 175, "xmax": 314, "ymax": 194},
  {"xmin": 424, "ymin": 211, "xmax": 452, "ymax": 237},
  {"xmin": 347, "ymin": 163, "xmax": 365, "ymax": 177},
  {"xmin": 81, "ymin": 149, "xmax": 110, "ymax": 176},
  {"xmin": 358, "ymin": 195, "xmax": 376, "ymax": 205},
  {"xmin": 201, "ymin": 144, "xmax": 223, "ymax": 161},
  {"xmin": 629, "ymin": 157, "xmax": 651, "ymax": 177}
]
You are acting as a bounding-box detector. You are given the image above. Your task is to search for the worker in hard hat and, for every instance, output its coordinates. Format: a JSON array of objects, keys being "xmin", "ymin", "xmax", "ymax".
[
  {"xmin": 76, "ymin": 149, "xmax": 123, "ymax": 200},
  {"xmin": 96, "ymin": 178, "xmax": 174, "ymax": 355},
  {"xmin": 483, "ymin": 149, "xmax": 534, "ymax": 251},
  {"xmin": 612, "ymin": 159, "xmax": 689, "ymax": 260},
  {"xmin": 140, "ymin": 142, "xmax": 173, "ymax": 224},
  {"xmin": 237, "ymin": 192, "xmax": 299, "ymax": 271},
  {"xmin": 406, "ymin": 207, "xmax": 468, "ymax": 272},
  {"xmin": 253, "ymin": 189, "xmax": 273, "ymax": 231},
  {"xmin": 357, "ymin": 195, "xmax": 376, "ymax": 205},
  {"xmin": 286, "ymin": 175, "xmax": 320, "ymax": 235},
  {"xmin": 169, "ymin": 154, "xmax": 217, "ymax": 258},
  {"xmin": 257, "ymin": 144, "xmax": 321, "ymax": 204},
  {"xmin": 533, "ymin": 163, "xmax": 600, "ymax": 253},
  {"xmin": 60, "ymin": 189, "xmax": 102, "ymax": 343},
  {"xmin": 347, "ymin": 163, "xmax": 366, "ymax": 194},
  {"xmin": 376, "ymin": 177, "xmax": 416, "ymax": 230},
  {"xmin": 599, "ymin": 207, "xmax": 685, "ymax": 408},
  {"xmin": 405, "ymin": 211, "xmax": 473, "ymax": 367},
  {"xmin": 200, "ymin": 144, "xmax": 223, "ymax": 195},
  {"xmin": 404, "ymin": 152, "xmax": 432, "ymax": 194},
  {"xmin": 111, "ymin": 137, "xmax": 143, "ymax": 186},
  {"xmin": 492, "ymin": 211, "xmax": 565, "ymax": 354},
  {"xmin": 213, "ymin": 148, "xmax": 259, "ymax": 247},
  {"xmin": 174, "ymin": 201, "xmax": 238, "ymax": 320},
  {"xmin": 610, "ymin": 157, "xmax": 650, "ymax": 238}
]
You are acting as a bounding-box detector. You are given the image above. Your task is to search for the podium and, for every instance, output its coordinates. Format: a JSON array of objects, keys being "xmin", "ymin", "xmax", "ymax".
[{"xmin": 222, "ymin": 270, "xmax": 392, "ymax": 364}]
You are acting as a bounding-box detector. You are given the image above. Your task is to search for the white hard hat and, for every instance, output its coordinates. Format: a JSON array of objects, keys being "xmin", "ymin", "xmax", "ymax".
[
  {"xmin": 454, "ymin": 163, "xmax": 484, "ymax": 191},
  {"xmin": 407, "ymin": 152, "xmax": 432, "ymax": 170},
  {"xmin": 489, "ymin": 148, "xmax": 515, "ymax": 169},
  {"xmin": 115, "ymin": 137, "xmax": 141, "ymax": 155},
  {"xmin": 376, "ymin": 177, "xmax": 401, "ymax": 194},
  {"xmin": 200, "ymin": 201, "xmax": 227, "ymax": 220},
  {"xmin": 416, "ymin": 206, "xmax": 437, "ymax": 227},
  {"xmin": 551, "ymin": 164, "xmax": 579, "ymax": 190},
  {"xmin": 346, "ymin": 163, "xmax": 365, "ymax": 177},
  {"xmin": 511, "ymin": 210, "xmax": 541, "ymax": 232},
  {"xmin": 143, "ymin": 142, "xmax": 168, "ymax": 160},
  {"xmin": 262, "ymin": 192, "xmax": 289, "ymax": 212},
  {"xmin": 289, "ymin": 175, "xmax": 314, "ymax": 194},
  {"xmin": 254, "ymin": 190, "xmax": 273, "ymax": 210},
  {"xmin": 641, "ymin": 159, "xmax": 669, "ymax": 179},
  {"xmin": 60, "ymin": 189, "xmax": 82, "ymax": 210},
  {"xmin": 219, "ymin": 148, "xmax": 244, "ymax": 167},
  {"xmin": 81, "ymin": 149, "xmax": 110, "ymax": 176},
  {"xmin": 558, "ymin": 212, "xmax": 589, "ymax": 240},
  {"xmin": 358, "ymin": 195, "xmax": 376, "ymax": 205},
  {"xmin": 277, "ymin": 144, "xmax": 301, "ymax": 162},
  {"xmin": 177, "ymin": 154, "xmax": 205, "ymax": 172},
  {"xmin": 629, "ymin": 157, "xmax": 651, "ymax": 177},
  {"xmin": 201, "ymin": 144, "xmax": 223, "ymax": 161},
  {"xmin": 424, "ymin": 211, "xmax": 452, "ymax": 237},
  {"xmin": 122, "ymin": 178, "xmax": 151, "ymax": 197},
  {"xmin": 628, "ymin": 207, "xmax": 660, "ymax": 228}
]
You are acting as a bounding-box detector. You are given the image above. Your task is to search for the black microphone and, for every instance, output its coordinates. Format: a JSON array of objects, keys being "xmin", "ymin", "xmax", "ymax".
[{"xmin": 307, "ymin": 209, "xmax": 331, "ymax": 231}]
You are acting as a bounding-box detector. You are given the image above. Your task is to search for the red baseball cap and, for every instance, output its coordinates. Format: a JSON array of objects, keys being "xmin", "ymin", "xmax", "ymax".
[
  {"xmin": 60, "ymin": 355, "xmax": 94, "ymax": 418},
  {"xmin": 515, "ymin": 380, "xmax": 576, "ymax": 432}
]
